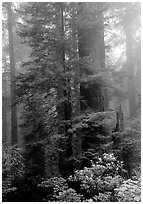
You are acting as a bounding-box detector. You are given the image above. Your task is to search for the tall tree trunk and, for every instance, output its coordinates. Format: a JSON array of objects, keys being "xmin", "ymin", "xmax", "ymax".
[
  {"xmin": 7, "ymin": 2, "xmax": 18, "ymax": 145},
  {"xmin": 2, "ymin": 66, "xmax": 8, "ymax": 144},
  {"xmin": 56, "ymin": 4, "xmax": 65, "ymax": 134},
  {"xmin": 56, "ymin": 3, "xmax": 73, "ymax": 176},
  {"xmin": 97, "ymin": 2, "xmax": 108, "ymax": 110},
  {"xmin": 124, "ymin": 8, "xmax": 136, "ymax": 118},
  {"xmin": 56, "ymin": 3, "xmax": 72, "ymax": 132},
  {"xmin": 61, "ymin": 3, "xmax": 72, "ymax": 123},
  {"xmin": 61, "ymin": 3, "xmax": 73, "ymax": 175},
  {"xmin": 78, "ymin": 2, "xmax": 105, "ymax": 111}
]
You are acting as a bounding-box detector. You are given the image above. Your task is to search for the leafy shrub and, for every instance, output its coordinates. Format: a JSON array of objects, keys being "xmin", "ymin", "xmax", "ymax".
[
  {"xmin": 39, "ymin": 177, "xmax": 83, "ymax": 201},
  {"xmin": 2, "ymin": 145, "xmax": 24, "ymax": 201},
  {"xmin": 33, "ymin": 153, "xmax": 125, "ymax": 202},
  {"xmin": 55, "ymin": 188, "xmax": 83, "ymax": 202},
  {"xmin": 93, "ymin": 192, "xmax": 113, "ymax": 202},
  {"xmin": 3, "ymin": 143, "xmax": 46, "ymax": 202},
  {"xmin": 68, "ymin": 153, "xmax": 125, "ymax": 201},
  {"xmin": 38, "ymin": 177, "xmax": 68, "ymax": 201},
  {"xmin": 68, "ymin": 167, "xmax": 98, "ymax": 199}
]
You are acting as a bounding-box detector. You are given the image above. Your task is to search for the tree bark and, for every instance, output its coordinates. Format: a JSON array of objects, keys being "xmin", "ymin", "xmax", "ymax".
[
  {"xmin": 78, "ymin": 2, "xmax": 106, "ymax": 111},
  {"xmin": 124, "ymin": 8, "xmax": 136, "ymax": 118},
  {"xmin": 7, "ymin": 2, "xmax": 18, "ymax": 145}
]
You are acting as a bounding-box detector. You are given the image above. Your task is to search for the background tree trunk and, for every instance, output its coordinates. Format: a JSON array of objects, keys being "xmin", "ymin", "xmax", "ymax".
[
  {"xmin": 124, "ymin": 8, "xmax": 136, "ymax": 118},
  {"xmin": 97, "ymin": 2, "xmax": 108, "ymax": 110},
  {"xmin": 7, "ymin": 2, "xmax": 18, "ymax": 145},
  {"xmin": 2, "ymin": 97, "xmax": 7, "ymax": 144}
]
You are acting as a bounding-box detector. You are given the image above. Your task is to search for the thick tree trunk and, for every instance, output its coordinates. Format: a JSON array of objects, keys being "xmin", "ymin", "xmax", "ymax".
[
  {"xmin": 7, "ymin": 2, "xmax": 18, "ymax": 145},
  {"xmin": 124, "ymin": 9, "xmax": 136, "ymax": 118},
  {"xmin": 78, "ymin": 2, "xmax": 106, "ymax": 111}
]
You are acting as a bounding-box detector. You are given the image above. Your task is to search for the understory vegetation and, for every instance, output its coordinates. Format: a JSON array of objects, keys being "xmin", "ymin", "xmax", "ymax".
[{"xmin": 3, "ymin": 126, "xmax": 141, "ymax": 202}]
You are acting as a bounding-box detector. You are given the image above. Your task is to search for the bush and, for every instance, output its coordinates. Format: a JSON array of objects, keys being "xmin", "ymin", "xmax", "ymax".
[
  {"xmin": 55, "ymin": 188, "xmax": 83, "ymax": 202},
  {"xmin": 2, "ymin": 145, "xmax": 24, "ymax": 201},
  {"xmin": 67, "ymin": 153, "xmax": 125, "ymax": 201},
  {"xmin": 37, "ymin": 177, "xmax": 69, "ymax": 201},
  {"xmin": 34, "ymin": 153, "xmax": 126, "ymax": 202}
]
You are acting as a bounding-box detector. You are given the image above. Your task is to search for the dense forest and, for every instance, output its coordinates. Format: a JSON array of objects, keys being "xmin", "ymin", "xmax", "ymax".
[{"xmin": 2, "ymin": 2, "xmax": 141, "ymax": 202}]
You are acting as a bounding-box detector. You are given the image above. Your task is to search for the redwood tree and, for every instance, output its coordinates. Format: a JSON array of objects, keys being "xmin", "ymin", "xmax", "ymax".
[
  {"xmin": 123, "ymin": 5, "xmax": 137, "ymax": 118},
  {"xmin": 7, "ymin": 2, "xmax": 18, "ymax": 145},
  {"xmin": 78, "ymin": 2, "xmax": 107, "ymax": 111}
]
